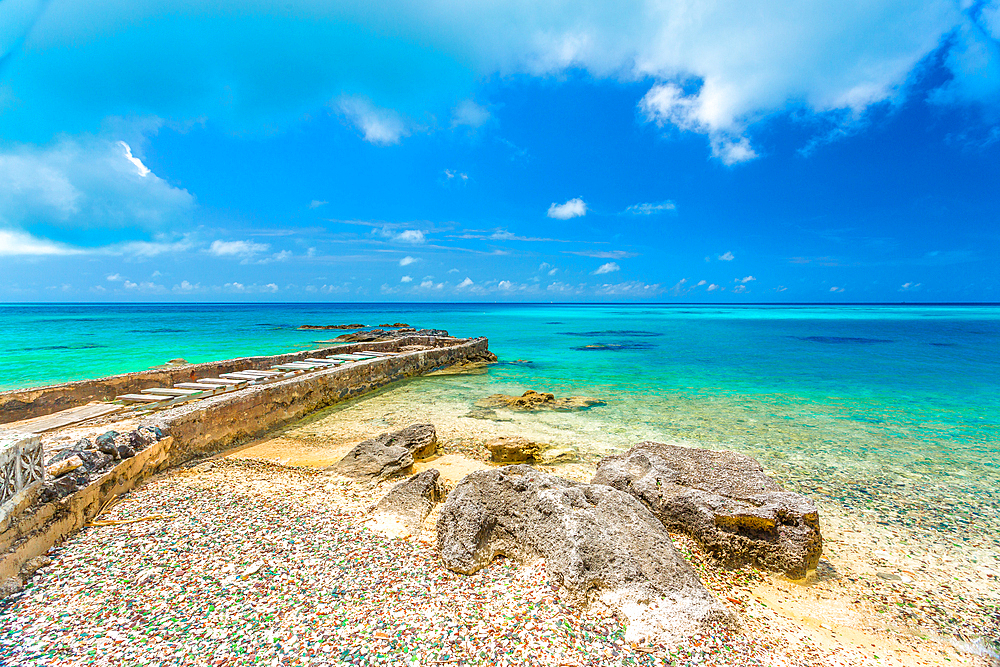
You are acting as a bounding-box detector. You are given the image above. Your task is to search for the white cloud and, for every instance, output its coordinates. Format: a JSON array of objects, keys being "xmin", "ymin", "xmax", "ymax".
[
  {"xmin": 624, "ymin": 200, "xmax": 676, "ymax": 215},
  {"xmin": 830, "ymin": 286, "xmax": 845, "ymax": 293},
  {"xmin": 707, "ymin": 284, "xmax": 720, "ymax": 291},
  {"xmin": 447, "ymin": 267, "xmax": 459, "ymax": 273},
  {"xmin": 209, "ymin": 239, "xmax": 270, "ymax": 256},
  {"xmin": 117, "ymin": 141, "xmax": 150, "ymax": 177},
  {"xmin": 776, "ymin": 286, "xmax": 788, "ymax": 292},
  {"xmin": 451, "ymin": 99, "xmax": 491, "ymax": 128},
  {"xmin": 0, "ymin": 135, "xmax": 194, "ymax": 231},
  {"xmin": 264, "ymin": 283, "xmax": 279, "ymax": 292},
  {"xmin": 399, "ymin": 255, "xmax": 417, "ymax": 266},
  {"xmin": 733, "ymin": 284, "xmax": 749, "ymax": 293},
  {"xmin": 457, "ymin": 277, "xmax": 473, "ymax": 288},
  {"xmin": 0, "ymin": 0, "xmax": 987, "ymax": 165},
  {"xmin": 224, "ymin": 282, "xmax": 245, "ymax": 291},
  {"xmin": 737, "ymin": 275, "xmax": 756, "ymax": 283},
  {"xmin": 309, "ymin": 200, "xmax": 328, "ymax": 209},
  {"xmin": 397, "ymin": 230, "xmax": 425, "ymax": 244},
  {"xmin": 594, "ymin": 281, "xmax": 662, "ymax": 297},
  {"xmin": 593, "ymin": 262, "xmax": 620, "ymax": 275},
  {"xmin": 718, "ymin": 251, "xmax": 735, "ymax": 261},
  {"xmin": 174, "ymin": 280, "xmax": 199, "ymax": 291},
  {"xmin": 696, "ymin": 279, "xmax": 707, "ymax": 286},
  {"xmin": 443, "ymin": 169, "xmax": 470, "ymax": 182},
  {"xmin": 401, "ymin": 275, "xmax": 412, "ymax": 283},
  {"xmin": 106, "ymin": 273, "xmax": 122, "ymax": 281},
  {"xmin": 419, "ymin": 279, "xmax": 443, "ymax": 289},
  {"xmin": 547, "ymin": 198, "xmax": 587, "ymax": 220},
  {"xmin": 900, "ymin": 282, "xmax": 922, "ymax": 291},
  {"xmin": 0, "ymin": 229, "xmax": 83, "ymax": 256},
  {"xmin": 337, "ymin": 96, "xmax": 411, "ymax": 145}
]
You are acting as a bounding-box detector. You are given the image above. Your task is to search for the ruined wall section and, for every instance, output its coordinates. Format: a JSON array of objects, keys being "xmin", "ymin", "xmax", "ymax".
[{"xmin": 0, "ymin": 336, "xmax": 466, "ymax": 424}]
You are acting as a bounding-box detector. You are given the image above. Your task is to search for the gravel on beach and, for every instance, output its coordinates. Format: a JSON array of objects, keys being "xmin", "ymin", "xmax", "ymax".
[{"xmin": 0, "ymin": 458, "xmax": 982, "ymax": 667}]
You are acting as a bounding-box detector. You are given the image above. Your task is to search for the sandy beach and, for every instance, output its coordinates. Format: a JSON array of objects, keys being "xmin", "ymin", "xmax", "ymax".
[{"xmin": 2, "ymin": 376, "xmax": 993, "ymax": 667}]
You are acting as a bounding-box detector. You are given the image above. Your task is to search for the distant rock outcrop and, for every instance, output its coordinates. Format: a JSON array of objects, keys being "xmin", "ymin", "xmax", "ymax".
[
  {"xmin": 475, "ymin": 390, "xmax": 605, "ymax": 412},
  {"xmin": 329, "ymin": 424, "xmax": 438, "ymax": 482},
  {"xmin": 436, "ymin": 465, "xmax": 733, "ymax": 644},
  {"xmin": 332, "ymin": 327, "xmax": 451, "ymax": 343},
  {"xmin": 592, "ymin": 442, "xmax": 822, "ymax": 578},
  {"xmin": 298, "ymin": 323, "xmax": 366, "ymax": 330}
]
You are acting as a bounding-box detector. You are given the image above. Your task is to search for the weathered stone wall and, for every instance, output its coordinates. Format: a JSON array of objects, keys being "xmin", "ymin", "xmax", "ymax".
[
  {"xmin": 0, "ymin": 336, "xmax": 490, "ymax": 588},
  {"xmin": 0, "ymin": 336, "xmax": 463, "ymax": 424},
  {"xmin": 0, "ymin": 432, "xmax": 43, "ymax": 526}
]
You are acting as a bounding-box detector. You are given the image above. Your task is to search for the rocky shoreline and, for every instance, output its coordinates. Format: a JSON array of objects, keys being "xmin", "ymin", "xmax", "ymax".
[{"xmin": 1, "ymin": 381, "xmax": 991, "ymax": 666}]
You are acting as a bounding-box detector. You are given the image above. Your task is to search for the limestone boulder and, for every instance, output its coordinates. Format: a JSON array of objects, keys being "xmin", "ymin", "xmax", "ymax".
[
  {"xmin": 436, "ymin": 465, "xmax": 733, "ymax": 644},
  {"xmin": 592, "ymin": 442, "xmax": 822, "ymax": 579},
  {"xmin": 371, "ymin": 469, "xmax": 443, "ymax": 538},
  {"xmin": 330, "ymin": 424, "xmax": 438, "ymax": 481},
  {"xmin": 476, "ymin": 390, "xmax": 605, "ymax": 412}
]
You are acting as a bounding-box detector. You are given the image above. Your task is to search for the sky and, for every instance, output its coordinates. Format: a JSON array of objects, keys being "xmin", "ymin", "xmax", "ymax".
[{"xmin": 0, "ymin": 0, "xmax": 998, "ymax": 303}]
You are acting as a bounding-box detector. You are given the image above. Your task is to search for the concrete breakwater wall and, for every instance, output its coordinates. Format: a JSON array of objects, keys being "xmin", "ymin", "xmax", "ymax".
[
  {"xmin": 0, "ymin": 336, "xmax": 466, "ymax": 424},
  {"xmin": 0, "ymin": 336, "xmax": 492, "ymax": 590}
]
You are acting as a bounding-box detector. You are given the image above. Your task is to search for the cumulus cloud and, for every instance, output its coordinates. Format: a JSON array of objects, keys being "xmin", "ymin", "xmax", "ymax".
[
  {"xmin": 0, "ymin": 0, "xmax": 990, "ymax": 164},
  {"xmin": 737, "ymin": 275, "xmax": 756, "ymax": 283},
  {"xmin": 399, "ymin": 255, "xmax": 417, "ymax": 266},
  {"xmin": 718, "ymin": 251, "xmax": 735, "ymax": 261},
  {"xmin": 593, "ymin": 262, "xmax": 620, "ymax": 275},
  {"xmin": 401, "ymin": 275, "xmax": 412, "ymax": 282},
  {"xmin": 0, "ymin": 135, "xmax": 194, "ymax": 231},
  {"xmin": 209, "ymin": 239, "xmax": 270, "ymax": 256},
  {"xmin": 337, "ymin": 96, "xmax": 411, "ymax": 145},
  {"xmin": 624, "ymin": 201, "xmax": 676, "ymax": 215},
  {"xmin": 707, "ymin": 284, "xmax": 720, "ymax": 291},
  {"xmin": 457, "ymin": 277, "xmax": 473, "ymax": 288},
  {"xmin": 376, "ymin": 229, "xmax": 425, "ymax": 244},
  {"xmin": 547, "ymin": 198, "xmax": 587, "ymax": 220}
]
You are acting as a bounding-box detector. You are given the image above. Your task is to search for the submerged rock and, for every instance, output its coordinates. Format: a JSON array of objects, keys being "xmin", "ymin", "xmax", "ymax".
[
  {"xmin": 476, "ymin": 390, "xmax": 605, "ymax": 412},
  {"xmin": 592, "ymin": 442, "xmax": 822, "ymax": 579},
  {"xmin": 330, "ymin": 424, "xmax": 438, "ymax": 481},
  {"xmin": 436, "ymin": 465, "xmax": 733, "ymax": 644},
  {"xmin": 461, "ymin": 407, "xmax": 513, "ymax": 422},
  {"xmin": 485, "ymin": 436, "xmax": 540, "ymax": 463},
  {"xmin": 371, "ymin": 469, "xmax": 443, "ymax": 537}
]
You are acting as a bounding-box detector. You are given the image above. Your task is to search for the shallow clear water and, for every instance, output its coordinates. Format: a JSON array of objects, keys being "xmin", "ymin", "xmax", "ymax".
[{"xmin": 2, "ymin": 303, "xmax": 998, "ymax": 554}]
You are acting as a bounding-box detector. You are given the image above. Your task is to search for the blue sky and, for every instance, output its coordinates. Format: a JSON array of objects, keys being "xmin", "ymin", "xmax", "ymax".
[{"xmin": 0, "ymin": 0, "xmax": 998, "ymax": 302}]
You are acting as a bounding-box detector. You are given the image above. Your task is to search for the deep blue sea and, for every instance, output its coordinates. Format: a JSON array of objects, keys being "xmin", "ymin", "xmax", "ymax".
[{"xmin": 2, "ymin": 303, "xmax": 998, "ymax": 557}]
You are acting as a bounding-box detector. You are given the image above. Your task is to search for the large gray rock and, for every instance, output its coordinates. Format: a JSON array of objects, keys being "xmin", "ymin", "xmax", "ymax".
[
  {"xmin": 371, "ymin": 469, "xmax": 443, "ymax": 537},
  {"xmin": 330, "ymin": 424, "xmax": 437, "ymax": 481},
  {"xmin": 592, "ymin": 442, "xmax": 822, "ymax": 579},
  {"xmin": 436, "ymin": 465, "xmax": 733, "ymax": 644}
]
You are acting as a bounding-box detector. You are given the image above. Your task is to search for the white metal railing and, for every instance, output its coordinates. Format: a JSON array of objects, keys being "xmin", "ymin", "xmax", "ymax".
[{"xmin": 0, "ymin": 431, "xmax": 44, "ymax": 511}]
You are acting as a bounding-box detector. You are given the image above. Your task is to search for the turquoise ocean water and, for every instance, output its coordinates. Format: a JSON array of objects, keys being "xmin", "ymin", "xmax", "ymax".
[{"xmin": 2, "ymin": 303, "xmax": 999, "ymax": 561}]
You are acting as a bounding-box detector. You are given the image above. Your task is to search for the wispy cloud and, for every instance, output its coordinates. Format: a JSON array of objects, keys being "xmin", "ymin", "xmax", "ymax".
[
  {"xmin": 547, "ymin": 198, "xmax": 587, "ymax": 220},
  {"xmin": 399, "ymin": 256, "xmax": 418, "ymax": 266},
  {"xmin": 0, "ymin": 229, "xmax": 85, "ymax": 256},
  {"xmin": 209, "ymin": 239, "xmax": 270, "ymax": 256},
  {"xmin": 565, "ymin": 250, "xmax": 638, "ymax": 259},
  {"xmin": 309, "ymin": 200, "xmax": 328, "ymax": 209},
  {"xmin": 624, "ymin": 201, "xmax": 676, "ymax": 215}
]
